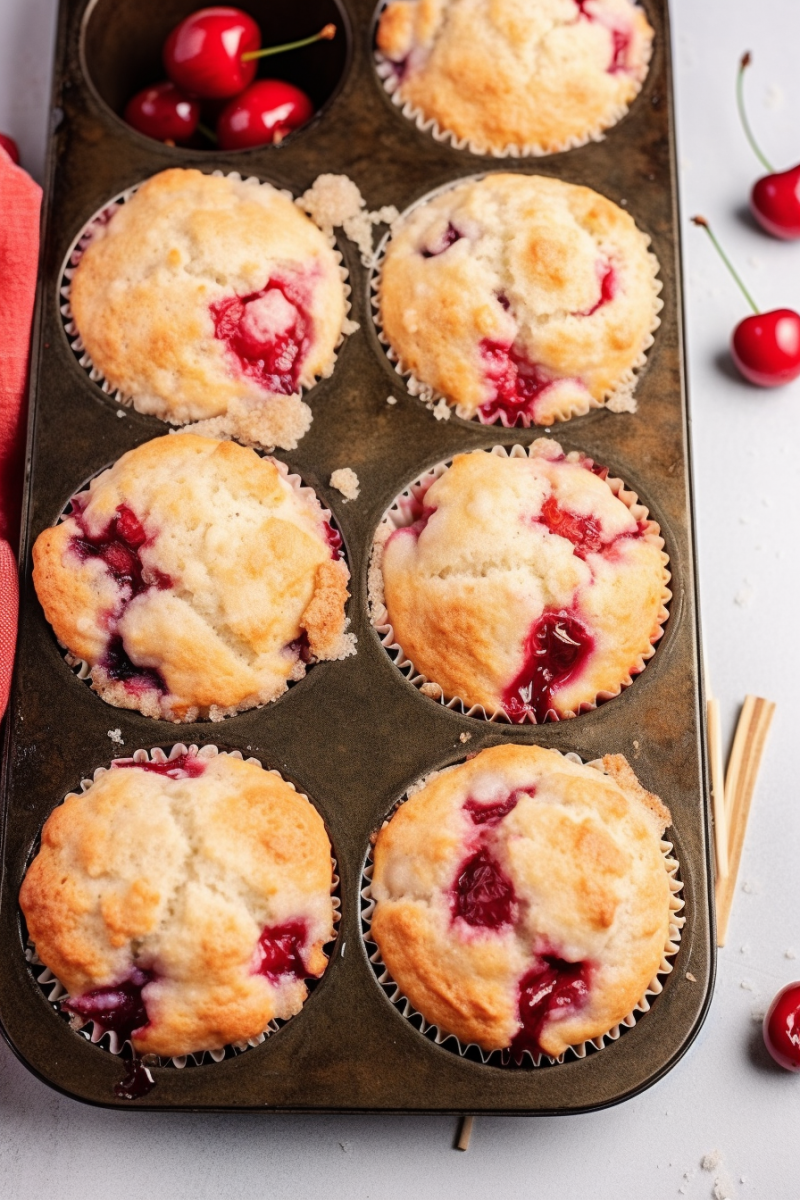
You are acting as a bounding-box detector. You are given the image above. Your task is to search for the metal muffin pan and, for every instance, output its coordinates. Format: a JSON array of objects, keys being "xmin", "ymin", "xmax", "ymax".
[{"xmin": 0, "ymin": 0, "xmax": 714, "ymax": 1111}]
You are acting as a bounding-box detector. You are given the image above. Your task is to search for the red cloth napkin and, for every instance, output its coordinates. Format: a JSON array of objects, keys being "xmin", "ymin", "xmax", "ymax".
[{"xmin": 0, "ymin": 145, "xmax": 42, "ymax": 720}]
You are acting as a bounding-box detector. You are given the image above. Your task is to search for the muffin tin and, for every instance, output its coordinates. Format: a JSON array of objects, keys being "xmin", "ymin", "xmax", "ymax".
[{"xmin": 0, "ymin": 0, "xmax": 715, "ymax": 1111}]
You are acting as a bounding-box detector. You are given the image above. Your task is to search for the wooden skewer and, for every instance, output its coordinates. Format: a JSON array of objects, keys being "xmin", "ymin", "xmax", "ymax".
[
  {"xmin": 707, "ymin": 697, "xmax": 729, "ymax": 880},
  {"xmin": 715, "ymin": 695, "xmax": 775, "ymax": 947},
  {"xmin": 456, "ymin": 1115, "xmax": 474, "ymax": 1151}
]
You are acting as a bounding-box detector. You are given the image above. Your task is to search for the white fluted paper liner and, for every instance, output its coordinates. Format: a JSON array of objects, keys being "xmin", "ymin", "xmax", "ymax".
[
  {"xmin": 360, "ymin": 751, "xmax": 684, "ymax": 1068},
  {"xmin": 368, "ymin": 173, "xmax": 663, "ymax": 427},
  {"xmin": 25, "ymin": 743, "xmax": 341, "ymax": 1070},
  {"xmin": 58, "ymin": 171, "xmax": 356, "ymax": 449},
  {"xmin": 368, "ymin": 441, "xmax": 672, "ymax": 723},
  {"xmin": 53, "ymin": 455, "xmax": 354, "ymax": 721}
]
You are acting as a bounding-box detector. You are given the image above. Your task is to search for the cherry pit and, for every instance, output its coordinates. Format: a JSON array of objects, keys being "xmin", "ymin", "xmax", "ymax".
[{"xmin": 123, "ymin": 6, "xmax": 337, "ymax": 149}]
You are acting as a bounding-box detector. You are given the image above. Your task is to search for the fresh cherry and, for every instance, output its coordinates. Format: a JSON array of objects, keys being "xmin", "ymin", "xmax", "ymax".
[
  {"xmin": 124, "ymin": 82, "xmax": 200, "ymax": 143},
  {"xmin": 737, "ymin": 53, "xmax": 800, "ymax": 240},
  {"xmin": 217, "ymin": 79, "xmax": 314, "ymax": 149},
  {"xmin": 0, "ymin": 133, "xmax": 19, "ymax": 164},
  {"xmin": 692, "ymin": 216, "xmax": 800, "ymax": 388},
  {"xmin": 763, "ymin": 981, "xmax": 800, "ymax": 1071},
  {"xmin": 164, "ymin": 7, "xmax": 260, "ymax": 99}
]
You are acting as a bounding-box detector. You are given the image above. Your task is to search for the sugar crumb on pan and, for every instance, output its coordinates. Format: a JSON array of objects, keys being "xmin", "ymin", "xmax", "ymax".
[
  {"xmin": 297, "ymin": 173, "xmax": 399, "ymax": 265},
  {"xmin": 330, "ymin": 468, "xmax": 360, "ymax": 501}
]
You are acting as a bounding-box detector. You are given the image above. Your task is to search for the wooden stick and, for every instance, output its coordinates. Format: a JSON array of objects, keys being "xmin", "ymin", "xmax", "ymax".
[
  {"xmin": 706, "ymin": 697, "xmax": 729, "ymax": 879},
  {"xmin": 456, "ymin": 1115, "xmax": 474, "ymax": 1151},
  {"xmin": 716, "ymin": 695, "xmax": 775, "ymax": 946}
]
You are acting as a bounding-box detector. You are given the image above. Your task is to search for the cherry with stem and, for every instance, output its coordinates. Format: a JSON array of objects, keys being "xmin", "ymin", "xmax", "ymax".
[
  {"xmin": 692, "ymin": 215, "xmax": 800, "ymax": 387},
  {"xmin": 737, "ymin": 52, "xmax": 800, "ymax": 240}
]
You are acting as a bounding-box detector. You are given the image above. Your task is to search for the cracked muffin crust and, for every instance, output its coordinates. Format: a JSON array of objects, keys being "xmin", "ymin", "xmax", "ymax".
[
  {"xmin": 378, "ymin": 173, "xmax": 661, "ymax": 425},
  {"xmin": 372, "ymin": 441, "xmax": 670, "ymax": 721},
  {"xmin": 20, "ymin": 750, "xmax": 335, "ymax": 1059},
  {"xmin": 69, "ymin": 169, "xmax": 348, "ymax": 450},
  {"xmin": 376, "ymin": 0, "xmax": 654, "ymax": 155},
  {"xmin": 370, "ymin": 743, "xmax": 674, "ymax": 1059},
  {"xmin": 32, "ymin": 434, "xmax": 354, "ymax": 722}
]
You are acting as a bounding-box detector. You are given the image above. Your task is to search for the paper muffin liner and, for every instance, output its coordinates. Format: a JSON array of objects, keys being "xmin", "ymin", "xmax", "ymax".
[
  {"xmin": 52, "ymin": 454, "xmax": 354, "ymax": 722},
  {"xmin": 58, "ymin": 170, "xmax": 357, "ymax": 450},
  {"xmin": 368, "ymin": 173, "xmax": 663, "ymax": 427},
  {"xmin": 24, "ymin": 743, "xmax": 342, "ymax": 1074},
  {"xmin": 360, "ymin": 751, "xmax": 684, "ymax": 1068},
  {"xmin": 368, "ymin": 441, "xmax": 672, "ymax": 723}
]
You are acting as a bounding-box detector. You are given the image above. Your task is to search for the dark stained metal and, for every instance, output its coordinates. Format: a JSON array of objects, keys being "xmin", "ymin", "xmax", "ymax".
[{"xmin": 0, "ymin": 0, "xmax": 714, "ymax": 1112}]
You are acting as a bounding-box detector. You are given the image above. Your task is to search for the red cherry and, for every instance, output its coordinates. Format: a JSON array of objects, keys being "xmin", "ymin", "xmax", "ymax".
[
  {"xmin": 692, "ymin": 215, "xmax": 800, "ymax": 387},
  {"xmin": 0, "ymin": 133, "xmax": 20, "ymax": 164},
  {"xmin": 732, "ymin": 309, "xmax": 800, "ymax": 387},
  {"xmin": 738, "ymin": 52, "xmax": 800, "ymax": 240},
  {"xmin": 751, "ymin": 167, "xmax": 800, "ymax": 240},
  {"xmin": 763, "ymin": 982, "xmax": 800, "ymax": 1071},
  {"xmin": 164, "ymin": 7, "xmax": 260, "ymax": 99},
  {"xmin": 123, "ymin": 82, "xmax": 200, "ymax": 143},
  {"xmin": 217, "ymin": 79, "xmax": 314, "ymax": 150}
]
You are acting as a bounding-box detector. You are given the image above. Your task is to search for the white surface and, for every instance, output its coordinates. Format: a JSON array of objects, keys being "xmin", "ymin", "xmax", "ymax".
[{"xmin": 2, "ymin": 1, "xmax": 800, "ymax": 1195}]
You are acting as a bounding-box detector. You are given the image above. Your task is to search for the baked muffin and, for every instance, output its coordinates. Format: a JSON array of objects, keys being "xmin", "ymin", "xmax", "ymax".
[
  {"xmin": 372, "ymin": 441, "xmax": 669, "ymax": 720},
  {"xmin": 20, "ymin": 749, "xmax": 335, "ymax": 1059},
  {"xmin": 376, "ymin": 0, "xmax": 653, "ymax": 155},
  {"xmin": 378, "ymin": 173, "xmax": 661, "ymax": 425},
  {"xmin": 32, "ymin": 434, "xmax": 354, "ymax": 722},
  {"xmin": 69, "ymin": 169, "xmax": 348, "ymax": 450},
  {"xmin": 370, "ymin": 744, "xmax": 677, "ymax": 1060}
]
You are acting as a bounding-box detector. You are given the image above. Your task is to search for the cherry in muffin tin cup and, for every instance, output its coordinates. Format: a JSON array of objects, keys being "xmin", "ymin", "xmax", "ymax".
[
  {"xmin": 368, "ymin": 441, "xmax": 672, "ymax": 724},
  {"xmin": 360, "ymin": 752, "xmax": 685, "ymax": 1067},
  {"xmin": 368, "ymin": 174, "xmax": 663, "ymax": 430},
  {"xmin": 58, "ymin": 171, "xmax": 357, "ymax": 448},
  {"xmin": 24, "ymin": 744, "xmax": 341, "ymax": 1079}
]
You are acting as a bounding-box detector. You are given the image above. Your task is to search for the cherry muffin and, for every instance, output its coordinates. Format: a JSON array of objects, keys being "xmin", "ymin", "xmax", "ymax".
[
  {"xmin": 68, "ymin": 169, "xmax": 348, "ymax": 450},
  {"xmin": 32, "ymin": 434, "xmax": 354, "ymax": 722},
  {"xmin": 372, "ymin": 441, "xmax": 669, "ymax": 721},
  {"xmin": 20, "ymin": 748, "xmax": 335, "ymax": 1059},
  {"xmin": 376, "ymin": 0, "xmax": 653, "ymax": 155},
  {"xmin": 370, "ymin": 744, "xmax": 678, "ymax": 1060},
  {"xmin": 377, "ymin": 173, "xmax": 661, "ymax": 425}
]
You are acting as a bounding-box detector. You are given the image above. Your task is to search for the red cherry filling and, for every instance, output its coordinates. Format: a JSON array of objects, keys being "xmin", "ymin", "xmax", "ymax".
[
  {"xmin": 580, "ymin": 265, "xmax": 617, "ymax": 316},
  {"xmin": 102, "ymin": 636, "xmax": 166, "ymax": 694},
  {"xmin": 113, "ymin": 753, "xmax": 206, "ymax": 780},
  {"xmin": 422, "ymin": 223, "xmax": 462, "ymax": 258},
  {"xmin": 463, "ymin": 787, "xmax": 531, "ymax": 826},
  {"xmin": 537, "ymin": 495, "xmax": 604, "ymax": 559},
  {"xmin": 574, "ymin": 2, "xmax": 632, "ymax": 74},
  {"xmin": 254, "ymin": 920, "xmax": 310, "ymax": 983},
  {"xmin": 63, "ymin": 966, "xmax": 154, "ymax": 1041},
  {"xmin": 451, "ymin": 848, "xmax": 516, "ymax": 929},
  {"xmin": 71, "ymin": 504, "xmax": 170, "ymax": 596},
  {"xmin": 503, "ymin": 610, "xmax": 593, "ymax": 722},
  {"xmin": 324, "ymin": 522, "xmax": 343, "ymax": 559},
  {"xmin": 211, "ymin": 279, "xmax": 310, "ymax": 395},
  {"xmin": 509, "ymin": 956, "xmax": 591, "ymax": 1062},
  {"xmin": 479, "ymin": 340, "xmax": 563, "ymax": 426}
]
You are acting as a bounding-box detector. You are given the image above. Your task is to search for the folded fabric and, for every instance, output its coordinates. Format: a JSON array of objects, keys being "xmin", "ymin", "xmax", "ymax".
[{"xmin": 0, "ymin": 144, "xmax": 42, "ymax": 721}]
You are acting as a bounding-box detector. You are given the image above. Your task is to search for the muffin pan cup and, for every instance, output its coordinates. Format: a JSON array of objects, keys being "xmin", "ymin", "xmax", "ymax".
[{"xmin": 0, "ymin": 0, "xmax": 715, "ymax": 1111}]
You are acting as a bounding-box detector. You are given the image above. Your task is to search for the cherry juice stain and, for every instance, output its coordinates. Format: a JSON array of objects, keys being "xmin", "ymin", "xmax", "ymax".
[
  {"xmin": 574, "ymin": 1, "xmax": 632, "ymax": 74},
  {"xmin": 479, "ymin": 340, "xmax": 558, "ymax": 426},
  {"xmin": 211, "ymin": 278, "xmax": 310, "ymax": 395},
  {"xmin": 450, "ymin": 848, "xmax": 516, "ymax": 929},
  {"xmin": 509, "ymin": 956, "xmax": 591, "ymax": 1062},
  {"xmin": 115, "ymin": 1058, "xmax": 155, "ymax": 1100},
  {"xmin": 463, "ymin": 787, "xmax": 532, "ymax": 827},
  {"xmin": 113, "ymin": 752, "xmax": 206, "ymax": 780},
  {"xmin": 254, "ymin": 920, "xmax": 310, "ymax": 984},
  {"xmin": 324, "ymin": 522, "xmax": 343, "ymax": 559},
  {"xmin": 503, "ymin": 610, "xmax": 593, "ymax": 722},
  {"xmin": 63, "ymin": 967, "xmax": 154, "ymax": 1042},
  {"xmin": 579, "ymin": 265, "xmax": 617, "ymax": 316}
]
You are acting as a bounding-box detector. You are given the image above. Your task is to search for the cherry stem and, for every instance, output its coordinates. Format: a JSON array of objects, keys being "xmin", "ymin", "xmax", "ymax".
[
  {"xmin": 197, "ymin": 121, "xmax": 218, "ymax": 145},
  {"xmin": 691, "ymin": 216, "xmax": 760, "ymax": 315},
  {"xmin": 241, "ymin": 24, "xmax": 336, "ymax": 62},
  {"xmin": 737, "ymin": 52, "xmax": 775, "ymax": 174}
]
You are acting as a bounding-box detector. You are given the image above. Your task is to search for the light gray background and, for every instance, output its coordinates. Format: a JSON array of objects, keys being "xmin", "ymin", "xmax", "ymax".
[{"xmin": 1, "ymin": 1, "xmax": 798, "ymax": 1195}]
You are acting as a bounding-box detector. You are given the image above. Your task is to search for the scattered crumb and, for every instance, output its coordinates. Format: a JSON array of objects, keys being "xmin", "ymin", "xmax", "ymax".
[
  {"xmin": 734, "ymin": 582, "xmax": 753, "ymax": 607},
  {"xmin": 713, "ymin": 1180, "xmax": 732, "ymax": 1200},
  {"xmin": 431, "ymin": 398, "xmax": 451, "ymax": 421},
  {"xmin": 741, "ymin": 879, "xmax": 759, "ymax": 894},
  {"xmin": 751, "ymin": 1005, "xmax": 767, "ymax": 1022},
  {"xmin": 386, "ymin": 395, "xmax": 397, "ymax": 405},
  {"xmin": 297, "ymin": 173, "xmax": 399, "ymax": 265},
  {"xmin": 330, "ymin": 467, "xmax": 360, "ymax": 501},
  {"xmin": 459, "ymin": 732, "xmax": 472, "ymax": 744},
  {"xmin": 341, "ymin": 316, "xmax": 360, "ymax": 336},
  {"xmin": 701, "ymin": 1151, "xmax": 721, "ymax": 1172},
  {"xmin": 786, "ymin": 949, "xmax": 797, "ymax": 960},
  {"xmin": 740, "ymin": 980, "xmax": 754, "ymax": 991},
  {"xmin": 339, "ymin": 1141, "xmax": 352, "ymax": 1154},
  {"xmin": 420, "ymin": 681, "xmax": 443, "ymax": 699},
  {"xmin": 685, "ymin": 971, "xmax": 697, "ymax": 982},
  {"xmin": 606, "ymin": 390, "xmax": 637, "ymax": 414},
  {"xmin": 116, "ymin": 409, "xmax": 126, "ymax": 418},
  {"xmin": 107, "ymin": 729, "xmax": 124, "ymax": 745},
  {"xmin": 740, "ymin": 944, "xmax": 750, "ymax": 954}
]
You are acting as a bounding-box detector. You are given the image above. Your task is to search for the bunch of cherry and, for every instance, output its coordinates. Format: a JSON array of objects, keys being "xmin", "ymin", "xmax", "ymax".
[
  {"xmin": 124, "ymin": 6, "xmax": 336, "ymax": 151},
  {"xmin": 695, "ymin": 52, "xmax": 800, "ymax": 388}
]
